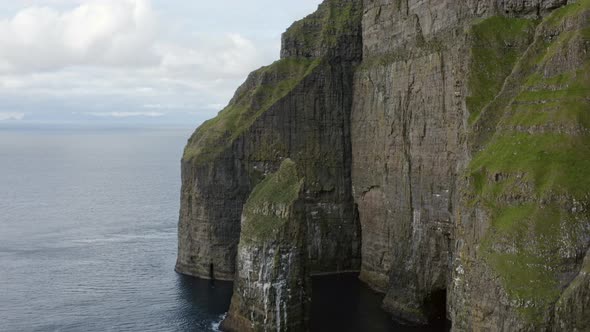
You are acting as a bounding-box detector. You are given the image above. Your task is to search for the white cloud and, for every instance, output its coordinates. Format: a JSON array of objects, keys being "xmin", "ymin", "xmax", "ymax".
[
  {"xmin": 0, "ymin": 0, "xmax": 273, "ymax": 78},
  {"xmin": 0, "ymin": 0, "xmax": 159, "ymax": 73},
  {"xmin": 87, "ymin": 111, "xmax": 164, "ymax": 118},
  {"xmin": 0, "ymin": 112, "xmax": 25, "ymax": 121},
  {"xmin": 205, "ymin": 103, "xmax": 225, "ymax": 110}
]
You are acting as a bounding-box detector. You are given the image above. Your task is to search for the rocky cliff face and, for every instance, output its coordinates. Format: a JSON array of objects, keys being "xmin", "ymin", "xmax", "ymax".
[
  {"xmin": 351, "ymin": 0, "xmax": 467, "ymax": 322},
  {"xmin": 177, "ymin": 0, "xmax": 363, "ymax": 280},
  {"xmin": 178, "ymin": 0, "xmax": 589, "ymax": 330}
]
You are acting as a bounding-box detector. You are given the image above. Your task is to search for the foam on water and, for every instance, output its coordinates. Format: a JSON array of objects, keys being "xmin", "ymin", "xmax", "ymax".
[{"xmin": 210, "ymin": 313, "xmax": 227, "ymax": 332}]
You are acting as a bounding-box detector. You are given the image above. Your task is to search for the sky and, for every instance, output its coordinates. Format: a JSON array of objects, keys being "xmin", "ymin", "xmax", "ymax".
[{"xmin": 0, "ymin": 0, "xmax": 323, "ymax": 127}]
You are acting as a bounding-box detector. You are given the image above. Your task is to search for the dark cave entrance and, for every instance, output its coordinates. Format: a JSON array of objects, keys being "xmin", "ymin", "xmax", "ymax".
[{"xmin": 424, "ymin": 288, "xmax": 452, "ymax": 330}]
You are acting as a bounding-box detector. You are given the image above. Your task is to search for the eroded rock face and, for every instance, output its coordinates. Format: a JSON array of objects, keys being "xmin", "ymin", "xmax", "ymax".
[
  {"xmin": 351, "ymin": 46, "xmax": 460, "ymax": 323},
  {"xmin": 352, "ymin": 0, "xmax": 471, "ymax": 323},
  {"xmin": 221, "ymin": 159, "xmax": 310, "ymax": 332}
]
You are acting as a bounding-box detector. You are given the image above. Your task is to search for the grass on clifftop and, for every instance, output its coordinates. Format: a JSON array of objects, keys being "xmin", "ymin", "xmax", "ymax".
[
  {"xmin": 467, "ymin": 0, "xmax": 590, "ymax": 324},
  {"xmin": 240, "ymin": 159, "xmax": 304, "ymax": 244},
  {"xmin": 183, "ymin": 58, "xmax": 320, "ymax": 164}
]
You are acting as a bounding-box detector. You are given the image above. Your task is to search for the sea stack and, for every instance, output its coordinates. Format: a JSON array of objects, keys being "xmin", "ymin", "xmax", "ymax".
[{"xmin": 221, "ymin": 159, "xmax": 309, "ymax": 332}]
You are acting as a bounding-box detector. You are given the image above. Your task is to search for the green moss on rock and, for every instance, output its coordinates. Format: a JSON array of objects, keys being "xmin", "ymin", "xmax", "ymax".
[
  {"xmin": 469, "ymin": 133, "xmax": 590, "ymax": 199},
  {"xmin": 466, "ymin": 16, "xmax": 537, "ymax": 124},
  {"xmin": 183, "ymin": 58, "xmax": 320, "ymax": 164},
  {"xmin": 282, "ymin": 0, "xmax": 361, "ymax": 55},
  {"xmin": 241, "ymin": 159, "xmax": 304, "ymax": 244},
  {"xmin": 480, "ymin": 202, "xmax": 584, "ymax": 323},
  {"xmin": 509, "ymin": 54, "xmax": 590, "ymax": 129},
  {"xmin": 465, "ymin": 0, "xmax": 590, "ymax": 325}
]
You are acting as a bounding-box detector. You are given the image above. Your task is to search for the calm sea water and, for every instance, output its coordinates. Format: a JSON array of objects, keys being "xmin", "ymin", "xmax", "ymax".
[{"xmin": 0, "ymin": 127, "xmax": 446, "ymax": 332}]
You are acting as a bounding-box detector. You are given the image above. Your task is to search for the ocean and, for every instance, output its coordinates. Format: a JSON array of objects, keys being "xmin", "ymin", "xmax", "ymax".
[{"xmin": 0, "ymin": 127, "xmax": 445, "ymax": 332}]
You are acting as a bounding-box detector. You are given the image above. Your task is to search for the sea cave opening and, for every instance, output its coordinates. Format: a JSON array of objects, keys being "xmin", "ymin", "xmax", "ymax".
[{"xmin": 423, "ymin": 288, "xmax": 452, "ymax": 331}]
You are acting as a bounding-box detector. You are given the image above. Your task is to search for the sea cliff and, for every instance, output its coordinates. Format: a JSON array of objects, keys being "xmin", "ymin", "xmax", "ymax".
[{"xmin": 177, "ymin": 0, "xmax": 590, "ymax": 330}]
